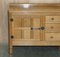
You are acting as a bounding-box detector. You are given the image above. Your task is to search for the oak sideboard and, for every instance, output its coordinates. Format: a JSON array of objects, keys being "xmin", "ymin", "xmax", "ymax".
[{"xmin": 8, "ymin": 3, "xmax": 60, "ymax": 55}]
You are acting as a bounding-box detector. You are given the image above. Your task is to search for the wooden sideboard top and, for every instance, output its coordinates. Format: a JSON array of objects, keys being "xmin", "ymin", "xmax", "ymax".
[{"xmin": 9, "ymin": 3, "xmax": 60, "ymax": 15}]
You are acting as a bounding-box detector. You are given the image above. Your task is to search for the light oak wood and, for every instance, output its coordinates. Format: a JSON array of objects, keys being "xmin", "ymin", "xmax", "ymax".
[
  {"xmin": 45, "ymin": 33, "xmax": 60, "ymax": 41},
  {"xmin": 8, "ymin": 3, "xmax": 60, "ymax": 54},
  {"xmin": 45, "ymin": 24, "xmax": 60, "ymax": 33},
  {"xmin": 46, "ymin": 16, "xmax": 60, "ymax": 23}
]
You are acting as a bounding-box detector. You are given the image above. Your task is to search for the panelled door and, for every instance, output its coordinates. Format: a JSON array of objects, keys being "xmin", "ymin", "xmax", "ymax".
[{"xmin": 10, "ymin": 15, "xmax": 45, "ymax": 41}]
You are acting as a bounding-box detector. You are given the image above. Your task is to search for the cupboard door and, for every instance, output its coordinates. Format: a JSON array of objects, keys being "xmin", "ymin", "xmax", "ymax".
[
  {"xmin": 45, "ymin": 24, "xmax": 60, "ymax": 33},
  {"xmin": 46, "ymin": 16, "xmax": 60, "ymax": 23},
  {"xmin": 31, "ymin": 16, "xmax": 45, "ymax": 40},
  {"xmin": 30, "ymin": 16, "xmax": 41, "ymax": 40},
  {"xmin": 11, "ymin": 15, "xmax": 31, "ymax": 39},
  {"xmin": 10, "ymin": 15, "xmax": 46, "ymax": 41},
  {"xmin": 45, "ymin": 33, "xmax": 60, "ymax": 41}
]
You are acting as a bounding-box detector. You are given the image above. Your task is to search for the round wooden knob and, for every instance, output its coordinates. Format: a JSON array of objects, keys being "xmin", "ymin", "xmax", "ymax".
[
  {"xmin": 51, "ymin": 26, "xmax": 54, "ymax": 29},
  {"xmin": 50, "ymin": 36, "xmax": 54, "ymax": 39},
  {"xmin": 51, "ymin": 18, "xmax": 54, "ymax": 20},
  {"xmin": 10, "ymin": 18, "xmax": 13, "ymax": 22},
  {"xmin": 41, "ymin": 27, "xmax": 45, "ymax": 30},
  {"xmin": 31, "ymin": 28, "xmax": 33, "ymax": 30},
  {"xmin": 11, "ymin": 35, "xmax": 14, "ymax": 39}
]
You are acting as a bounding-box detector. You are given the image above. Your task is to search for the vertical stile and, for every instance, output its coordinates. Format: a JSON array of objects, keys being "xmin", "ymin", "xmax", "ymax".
[
  {"xmin": 40, "ymin": 16, "xmax": 45, "ymax": 41},
  {"xmin": 30, "ymin": 16, "xmax": 33, "ymax": 39},
  {"xmin": 20, "ymin": 16, "xmax": 24, "ymax": 39},
  {"xmin": 39, "ymin": 16, "xmax": 41, "ymax": 40},
  {"xmin": 40, "ymin": 16, "xmax": 42, "ymax": 41},
  {"xmin": 42, "ymin": 16, "xmax": 45, "ymax": 41}
]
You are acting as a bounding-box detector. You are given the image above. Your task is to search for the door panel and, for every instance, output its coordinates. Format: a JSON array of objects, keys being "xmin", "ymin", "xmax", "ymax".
[
  {"xmin": 33, "ymin": 30, "xmax": 40, "ymax": 40},
  {"xmin": 32, "ymin": 17, "xmax": 40, "ymax": 28},
  {"xmin": 23, "ymin": 29, "xmax": 31, "ymax": 39},
  {"xmin": 22, "ymin": 17, "xmax": 31, "ymax": 27},
  {"xmin": 12, "ymin": 16, "xmax": 22, "ymax": 27},
  {"xmin": 12, "ymin": 29, "xmax": 22, "ymax": 39}
]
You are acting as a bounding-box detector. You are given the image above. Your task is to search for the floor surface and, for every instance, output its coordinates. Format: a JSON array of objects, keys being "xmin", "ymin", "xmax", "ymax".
[{"xmin": 9, "ymin": 46, "xmax": 60, "ymax": 57}]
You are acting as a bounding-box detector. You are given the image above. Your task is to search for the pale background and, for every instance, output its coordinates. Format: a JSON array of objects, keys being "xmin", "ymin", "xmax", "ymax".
[{"xmin": 0, "ymin": 0, "xmax": 60, "ymax": 57}]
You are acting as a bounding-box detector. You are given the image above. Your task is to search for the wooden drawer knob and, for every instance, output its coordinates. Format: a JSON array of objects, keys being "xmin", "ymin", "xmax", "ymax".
[
  {"xmin": 50, "ymin": 36, "xmax": 54, "ymax": 39},
  {"xmin": 41, "ymin": 27, "xmax": 45, "ymax": 30},
  {"xmin": 11, "ymin": 35, "xmax": 14, "ymax": 39},
  {"xmin": 51, "ymin": 26, "xmax": 54, "ymax": 29},
  {"xmin": 51, "ymin": 18, "xmax": 54, "ymax": 20},
  {"xmin": 31, "ymin": 28, "xmax": 33, "ymax": 30},
  {"xmin": 10, "ymin": 18, "xmax": 13, "ymax": 22}
]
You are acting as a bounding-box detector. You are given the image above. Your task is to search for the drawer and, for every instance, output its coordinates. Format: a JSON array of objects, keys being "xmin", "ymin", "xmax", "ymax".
[
  {"xmin": 45, "ymin": 33, "xmax": 60, "ymax": 41},
  {"xmin": 46, "ymin": 16, "xmax": 60, "ymax": 23},
  {"xmin": 45, "ymin": 24, "xmax": 60, "ymax": 33}
]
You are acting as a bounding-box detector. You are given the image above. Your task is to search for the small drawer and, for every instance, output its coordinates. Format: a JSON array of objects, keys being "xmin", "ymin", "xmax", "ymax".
[
  {"xmin": 45, "ymin": 24, "xmax": 60, "ymax": 33},
  {"xmin": 45, "ymin": 33, "xmax": 60, "ymax": 41},
  {"xmin": 46, "ymin": 16, "xmax": 60, "ymax": 23}
]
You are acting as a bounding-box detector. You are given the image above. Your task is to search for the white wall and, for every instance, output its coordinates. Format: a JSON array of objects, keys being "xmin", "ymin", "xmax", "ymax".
[
  {"xmin": 9, "ymin": 0, "xmax": 60, "ymax": 3},
  {"xmin": 0, "ymin": 0, "xmax": 8, "ymax": 57}
]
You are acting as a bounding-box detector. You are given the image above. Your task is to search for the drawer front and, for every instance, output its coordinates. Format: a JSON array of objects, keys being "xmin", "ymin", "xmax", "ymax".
[
  {"xmin": 45, "ymin": 24, "xmax": 60, "ymax": 33},
  {"xmin": 46, "ymin": 16, "xmax": 60, "ymax": 23},
  {"xmin": 45, "ymin": 33, "xmax": 60, "ymax": 41}
]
